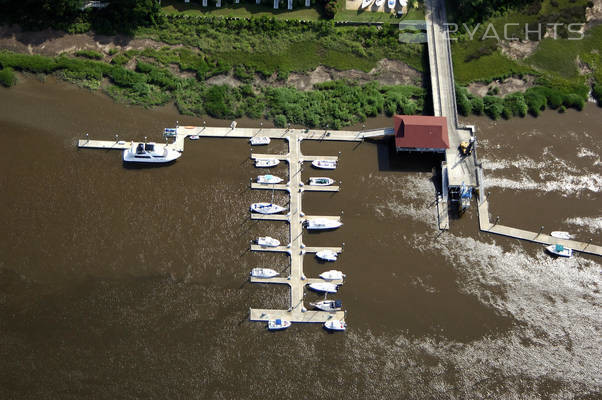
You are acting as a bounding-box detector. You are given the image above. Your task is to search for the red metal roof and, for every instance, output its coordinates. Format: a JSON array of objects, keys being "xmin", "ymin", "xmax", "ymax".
[{"xmin": 394, "ymin": 115, "xmax": 449, "ymax": 150}]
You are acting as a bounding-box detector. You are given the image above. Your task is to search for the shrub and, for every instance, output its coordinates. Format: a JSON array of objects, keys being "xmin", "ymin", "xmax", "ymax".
[
  {"xmin": 503, "ymin": 93, "xmax": 528, "ymax": 117},
  {"xmin": 470, "ymin": 96, "xmax": 484, "ymax": 115},
  {"xmin": 111, "ymin": 54, "xmax": 129, "ymax": 65},
  {"xmin": 274, "ymin": 114, "xmax": 287, "ymax": 128},
  {"xmin": 455, "ymin": 85, "xmax": 472, "ymax": 116},
  {"xmin": 483, "ymin": 96, "xmax": 504, "ymax": 120},
  {"xmin": 593, "ymin": 83, "xmax": 602, "ymax": 106},
  {"xmin": 0, "ymin": 67, "xmax": 17, "ymax": 87},
  {"xmin": 74, "ymin": 50, "xmax": 103, "ymax": 60}
]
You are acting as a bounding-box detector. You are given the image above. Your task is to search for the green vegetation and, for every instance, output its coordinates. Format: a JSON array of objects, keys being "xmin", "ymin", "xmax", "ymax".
[
  {"xmin": 74, "ymin": 49, "xmax": 104, "ymax": 60},
  {"xmin": 160, "ymin": 0, "xmax": 425, "ymax": 22},
  {"xmin": 0, "ymin": 50, "xmax": 425, "ymax": 128},
  {"xmin": 133, "ymin": 16, "xmax": 426, "ymax": 74},
  {"xmin": 0, "ymin": 67, "xmax": 17, "ymax": 87},
  {"xmin": 450, "ymin": 0, "xmax": 600, "ymax": 119}
]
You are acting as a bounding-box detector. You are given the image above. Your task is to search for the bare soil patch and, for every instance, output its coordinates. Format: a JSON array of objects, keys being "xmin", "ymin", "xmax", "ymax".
[{"xmin": 467, "ymin": 76, "xmax": 536, "ymax": 97}]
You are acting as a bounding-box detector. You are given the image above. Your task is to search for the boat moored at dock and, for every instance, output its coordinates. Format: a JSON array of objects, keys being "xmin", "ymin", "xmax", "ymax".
[
  {"xmin": 257, "ymin": 174, "xmax": 283, "ymax": 184},
  {"xmin": 305, "ymin": 218, "xmax": 343, "ymax": 230},
  {"xmin": 319, "ymin": 270, "xmax": 345, "ymax": 281},
  {"xmin": 551, "ymin": 231, "xmax": 573, "ymax": 240},
  {"xmin": 309, "ymin": 177, "xmax": 334, "ymax": 186},
  {"xmin": 250, "ymin": 136, "xmax": 270, "ymax": 146},
  {"xmin": 256, "ymin": 236, "xmax": 280, "ymax": 247},
  {"xmin": 323, "ymin": 319, "xmax": 346, "ymax": 331},
  {"xmin": 316, "ymin": 250, "xmax": 338, "ymax": 261},
  {"xmin": 546, "ymin": 244, "xmax": 573, "ymax": 257},
  {"xmin": 250, "ymin": 268, "xmax": 279, "ymax": 278},
  {"xmin": 122, "ymin": 142, "xmax": 181, "ymax": 164},
  {"xmin": 250, "ymin": 203, "xmax": 286, "ymax": 215},
  {"xmin": 308, "ymin": 282, "xmax": 339, "ymax": 293},
  {"xmin": 256, "ymin": 159, "xmax": 280, "ymax": 168},
  {"xmin": 310, "ymin": 300, "xmax": 342, "ymax": 312},
  {"xmin": 268, "ymin": 319, "xmax": 291, "ymax": 330},
  {"xmin": 312, "ymin": 160, "xmax": 337, "ymax": 170},
  {"xmin": 361, "ymin": 0, "xmax": 374, "ymax": 8}
]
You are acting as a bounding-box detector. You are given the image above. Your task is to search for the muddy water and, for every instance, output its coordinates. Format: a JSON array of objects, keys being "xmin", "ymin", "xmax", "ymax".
[{"xmin": 0, "ymin": 77, "xmax": 600, "ymax": 399}]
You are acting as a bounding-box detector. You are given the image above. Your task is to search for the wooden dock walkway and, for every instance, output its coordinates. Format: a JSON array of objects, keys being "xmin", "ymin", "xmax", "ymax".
[
  {"xmin": 247, "ymin": 132, "xmax": 348, "ymax": 326},
  {"xmin": 478, "ymin": 198, "xmax": 602, "ymax": 256}
]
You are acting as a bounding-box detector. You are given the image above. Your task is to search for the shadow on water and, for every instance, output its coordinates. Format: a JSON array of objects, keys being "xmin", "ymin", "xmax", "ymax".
[
  {"xmin": 122, "ymin": 160, "xmax": 177, "ymax": 169},
  {"xmin": 374, "ymin": 137, "xmax": 444, "ymax": 173}
]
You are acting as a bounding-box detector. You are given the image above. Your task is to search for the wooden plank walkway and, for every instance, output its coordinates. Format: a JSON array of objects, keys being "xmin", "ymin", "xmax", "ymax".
[
  {"xmin": 249, "ymin": 308, "xmax": 345, "ymax": 323},
  {"xmin": 248, "ymin": 132, "xmax": 347, "ymax": 326},
  {"xmin": 478, "ymin": 199, "xmax": 602, "ymax": 256}
]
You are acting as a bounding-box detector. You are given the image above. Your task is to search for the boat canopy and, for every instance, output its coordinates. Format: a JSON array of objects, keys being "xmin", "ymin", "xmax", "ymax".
[
  {"xmin": 555, "ymin": 244, "xmax": 564, "ymax": 251},
  {"xmin": 334, "ymin": 300, "xmax": 342, "ymax": 308},
  {"xmin": 276, "ymin": 319, "xmax": 281, "ymax": 324}
]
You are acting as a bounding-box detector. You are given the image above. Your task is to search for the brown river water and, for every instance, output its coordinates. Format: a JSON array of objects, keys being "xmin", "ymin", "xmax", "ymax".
[{"xmin": 0, "ymin": 76, "xmax": 600, "ymax": 399}]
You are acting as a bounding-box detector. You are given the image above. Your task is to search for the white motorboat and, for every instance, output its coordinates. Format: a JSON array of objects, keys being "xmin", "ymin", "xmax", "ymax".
[
  {"xmin": 250, "ymin": 268, "xmax": 279, "ymax": 278},
  {"xmin": 387, "ymin": 0, "xmax": 395, "ymax": 8},
  {"xmin": 122, "ymin": 142, "xmax": 181, "ymax": 164},
  {"xmin": 255, "ymin": 159, "xmax": 280, "ymax": 168},
  {"xmin": 316, "ymin": 250, "xmax": 338, "ymax": 262},
  {"xmin": 308, "ymin": 177, "xmax": 334, "ymax": 186},
  {"xmin": 305, "ymin": 218, "xmax": 343, "ymax": 230},
  {"xmin": 546, "ymin": 244, "xmax": 573, "ymax": 258},
  {"xmin": 312, "ymin": 160, "xmax": 337, "ymax": 170},
  {"xmin": 361, "ymin": 0, "xmax": 374, "ymax": 8},
  {"xmin": 250, "ymin": 136, "xmax": 271, "ymax": 145},
  {"xmin": 374, "ymin": 0, "xmax": 385, "ymax": 6},
  {"xmin": 551, "ymin": 231, "xmax": 573, "ymax": 240},
  {"xmin": 319, "ymin": 270, "xmax": 345, "ymax": 281},
  {"xmin": 268, "ymin": 319, "xmax": 291, "ymax": 330},
  {"xmin": 250, "ymin": 203, "xmax": 286, "ymax": 214},
  {"xmin": 308, "ymin": 282, "xmax": 339, "ymax": 293},
  {"xmin": 323, "ymin": 320, "xmax": 346, "ymax": 331},
  {"xmin": 310, "ymin": 300, "xmax": 342, "ymax": 312},
  {"xmin": 399, "ymin": 0, "xmax": 407, "ymax": 6},
  {"xmin": 256, "ymin": 236, "xmax": 280, "ymax": 247},
  {"xmin": 257, "ymin": 174, "xmax": 284, "ymax": 184},
  {"xmin": 188, "ymin": 135, "xmax": 200, "ymax": 140}
]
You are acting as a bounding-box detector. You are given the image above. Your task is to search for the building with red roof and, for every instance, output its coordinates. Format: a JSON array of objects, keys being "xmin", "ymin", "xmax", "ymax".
[{"xmin": 394, "ymin": 115, "xmax": 449, "ymax": 152}]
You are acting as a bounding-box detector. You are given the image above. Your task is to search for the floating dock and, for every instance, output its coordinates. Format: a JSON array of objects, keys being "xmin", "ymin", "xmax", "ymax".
[
  {"xmin": 477, "ymin": 196, "xmax": 602, "ymax": 257},
  {"xmin": 248, "ymin": 132, "xmax": 348, "ymax": 326}
]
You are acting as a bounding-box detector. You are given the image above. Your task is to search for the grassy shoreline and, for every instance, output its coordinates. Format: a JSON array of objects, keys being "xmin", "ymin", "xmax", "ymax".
[{"xmin": 0, "ymin": 50, "xmax": 426, "ymax": 129}]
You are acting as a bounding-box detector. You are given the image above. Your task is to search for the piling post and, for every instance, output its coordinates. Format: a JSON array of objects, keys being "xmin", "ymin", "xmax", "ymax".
[
  {"xmin": 85, "ymin": 132, "xmax": 89, "ymax": 143},
  {"xmin": 115, "ymin": 134, "xmax": 119, "ymax": 143},
  {"xmin": 537, "ymin": 226, "xmax": 544, "ymax": 237}
]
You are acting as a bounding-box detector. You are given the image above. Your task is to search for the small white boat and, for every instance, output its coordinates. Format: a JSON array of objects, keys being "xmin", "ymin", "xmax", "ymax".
[
  {"xmin": 257, "ymin": 174, "xmax": 283, "ymax": 184},
  {"xmin": 551, "ymin": 231, "xmax": 573, "ymax": 240},
  {"xmin": 310, "ymin": 300, "xmax": 342, "ymax": 312},
  {"xmin": 399, "ymin": 0, "xmax": 408, "ymax": 6},
  {"xmin": 316, "ymin": 250, "xmax": 338, "ymax": 262},
  {"xmin": 250, "ymin": 268, "xmax": 279, "ymax": 278},
  {"xmin": 308, "ymin": 282, "xmax": 339, "ymax": 293},
  {"xmin": 312, "ymin": 160, "xmax": 337, "ymax": 170},
  {"xmin": 256, "ymin": 236, "xmax": 280, "ymax": 247},
  {"xmin": 255, "ymin": 159, "xmax": 280, "ymax": 168},
  {"xmin": 305, "ymin": 218, "xmax": 343, "ymax": 230},
  {"xmin": 387, "ymin": 0, "xmax": 395, "ymax": 8},
  {"xmin": 250, "ymin": 203, "xmax": 286, "ymax": 215},
  {"xmin": 319, "ymin": 270, "xmax": 345, "ymax": 281},
  {"xmin": 324, "ymin": 320, "xmax": 346, "ymax": 331},
  {"xmin": 309, "ymin": 177, "xmax": 334, "ymax": 186},
  {"xmin": 250, "ymin": 136, "xmax": 270, "ymax": 145},
  {"xmin": 374, "ymin": 0, "xmax": 385, "ymax": 6},
  {"xmin": 188, "ymin": 135, "xmax": 200, "ymax": 140},
  {"xmin": 122, "ymin": 142, "xmax": 182, "ymax": 164},
  {"xmin": 546, "ymin": 244, "xmax": 573, "ymax": 258},
  {"xmin": 268, "ymin": 319, "xmax": 291, "ymax": 330},
  {"xmin": 361, "ymin": 0, "xmax": 374, "ymax": 8}
]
